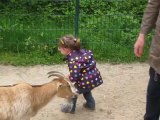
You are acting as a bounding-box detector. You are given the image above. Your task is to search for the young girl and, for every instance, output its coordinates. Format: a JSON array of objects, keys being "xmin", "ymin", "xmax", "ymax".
[{"xmin": 58, "ymin": 34, "xmax": 103, "ymax": 113}]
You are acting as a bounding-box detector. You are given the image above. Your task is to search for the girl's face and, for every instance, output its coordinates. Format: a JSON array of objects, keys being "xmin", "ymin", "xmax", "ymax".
[{"xmin": 58, "ymin": 47, "xmax": 71, "ymax": 56}]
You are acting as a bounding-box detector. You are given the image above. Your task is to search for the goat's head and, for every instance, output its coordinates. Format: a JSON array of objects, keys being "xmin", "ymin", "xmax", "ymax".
[{"xmin": 47, "ymin": 71, "xmax": 78, "ymax": 99}]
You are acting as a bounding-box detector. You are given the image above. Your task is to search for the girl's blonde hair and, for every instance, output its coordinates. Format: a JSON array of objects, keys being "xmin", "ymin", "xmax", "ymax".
[{"xmin": 58, "ymin": 34, "xmax": 81, "ymax": 50}]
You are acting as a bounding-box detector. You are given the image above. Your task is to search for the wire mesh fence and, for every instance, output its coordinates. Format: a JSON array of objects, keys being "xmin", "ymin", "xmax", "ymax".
[{"xmin": 0, "ymin": 0, "xmax": 150, "ymax": 63}]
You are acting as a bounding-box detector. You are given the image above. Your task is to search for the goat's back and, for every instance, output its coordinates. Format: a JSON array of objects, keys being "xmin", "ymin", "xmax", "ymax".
[{"xmin": 0, "ymin": 83, "xmax": 33, "ymax": 120}]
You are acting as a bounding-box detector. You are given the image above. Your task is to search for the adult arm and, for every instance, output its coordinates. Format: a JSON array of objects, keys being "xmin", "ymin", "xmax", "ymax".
[{"xmin": 134, "ymin": 0, "xmax": 160, "ymax": 57}]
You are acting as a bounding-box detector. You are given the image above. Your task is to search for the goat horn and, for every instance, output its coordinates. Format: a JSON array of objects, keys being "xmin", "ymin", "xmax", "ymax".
[
  {"xmin": 48, "ymin": 73, "xmax": 65, "ymax": 78},
  {"xmin": 47, "ymin": 71, "xmax": 65, "ymax": 78},
  {"xmin": 47, "ymin": 71, "xmax": 65, "ymax": 77},
  {"xmin": 47, "ymin": 71, "xmax": 70, "ymax": 83}
]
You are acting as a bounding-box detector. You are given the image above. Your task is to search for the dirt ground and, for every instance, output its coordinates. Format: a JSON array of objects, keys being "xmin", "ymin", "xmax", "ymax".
[{"xmin": 0, "ymin": 63, "xmax": 149, "ymax": 120}]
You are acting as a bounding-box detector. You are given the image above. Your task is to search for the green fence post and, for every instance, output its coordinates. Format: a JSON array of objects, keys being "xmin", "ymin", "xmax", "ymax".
[{"xmin": 75, "ymin": 0, "xmax": 79, "ymax": 38}]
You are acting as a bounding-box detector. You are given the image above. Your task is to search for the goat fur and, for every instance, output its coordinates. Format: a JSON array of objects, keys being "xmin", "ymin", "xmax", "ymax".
[{"xmin": 0, "ymin": 76, "xmax": 75, "ymax": 120}]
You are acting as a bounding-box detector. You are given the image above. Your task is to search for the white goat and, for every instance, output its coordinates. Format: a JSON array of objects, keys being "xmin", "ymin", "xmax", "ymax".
[{"xmin": 0, "ymin": 71, "xmax": 77, "ymax": 120}]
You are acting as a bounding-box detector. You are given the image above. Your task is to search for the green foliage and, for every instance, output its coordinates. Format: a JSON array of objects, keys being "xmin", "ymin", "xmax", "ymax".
[{"xmin": 0, "ymin": 0, "xmax": 148, "ymax": 65}]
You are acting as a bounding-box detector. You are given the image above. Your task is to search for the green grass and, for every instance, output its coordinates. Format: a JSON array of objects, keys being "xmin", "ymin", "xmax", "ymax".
[
  {"xmin": 0, "ymin": 42, "xmax": 149, "ymax": 66},
  {"xmin": 0, "ymin": 51, "xmax": 65, "ymax": 66}
]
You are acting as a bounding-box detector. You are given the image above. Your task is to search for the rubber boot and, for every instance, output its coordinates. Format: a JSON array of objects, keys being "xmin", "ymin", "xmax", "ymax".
[
  {"xmin": 61, "ymin": 96, "xmax": 77, "ymax": 114},
  {"xmin": 69, "ymin": 97, "xmax": 77, "ymax": 114}
]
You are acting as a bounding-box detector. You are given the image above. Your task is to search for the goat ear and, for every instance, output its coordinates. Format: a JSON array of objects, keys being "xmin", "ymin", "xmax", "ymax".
[
  {"xmin": 57, "ymin": 82, "xmax": 63, "ymax": 88},
  {"xmin": 59, "ymin": 84, "xmax": 63, "ymax": 88}
]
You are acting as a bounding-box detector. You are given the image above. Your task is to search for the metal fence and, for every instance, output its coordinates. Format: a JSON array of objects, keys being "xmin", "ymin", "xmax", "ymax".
[{"xmin": 0, "ymin": 0, "xmax": 149, "ymax": 61}]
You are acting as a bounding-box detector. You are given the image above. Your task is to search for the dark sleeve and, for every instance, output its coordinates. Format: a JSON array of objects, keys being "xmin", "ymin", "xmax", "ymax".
[
  {"xmin": 140, "ymin": 0, "xmax": 160, "ymax": 35},
  {"xmin": 68, "ymin": 61, "xmax": 81, "ymax": 82}
]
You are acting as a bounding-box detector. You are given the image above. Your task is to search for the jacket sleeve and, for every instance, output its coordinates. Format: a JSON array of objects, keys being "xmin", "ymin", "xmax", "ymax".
[
  {"xmin": 68, "ymin": 61, "xmax": 81, "ymax": 82},
  {"xmin": 140, "ymin": 0, "xmax": 160, "ymax": 35}
]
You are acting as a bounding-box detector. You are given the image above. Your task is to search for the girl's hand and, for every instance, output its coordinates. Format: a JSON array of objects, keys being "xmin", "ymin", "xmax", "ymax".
[{"xmin": 66, "ymin": 74, "xmax": 70, "ymax": 80}]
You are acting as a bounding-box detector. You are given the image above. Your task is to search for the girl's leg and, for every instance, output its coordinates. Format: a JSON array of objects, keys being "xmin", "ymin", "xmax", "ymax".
[
  {"xmin": 83, "ymin": 91, "xmax": 95, "ymax": 109},
  {"xmin": 61, "ymin": 96, "xmax": 77, "ymax": 114},
  {"xmin": 70, "ymin": 96, "xmax": 77, "ymax": 113}
]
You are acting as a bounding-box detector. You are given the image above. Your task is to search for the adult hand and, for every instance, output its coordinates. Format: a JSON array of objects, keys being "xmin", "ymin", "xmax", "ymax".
[{"xmin": 134, "ymin": 33, "xmax": 145, "ymax": 57}]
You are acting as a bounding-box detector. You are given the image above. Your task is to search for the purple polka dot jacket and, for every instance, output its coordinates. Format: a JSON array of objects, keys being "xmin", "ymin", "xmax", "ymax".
[{"xmin": 64, "ymin": 49, "xmax": 103, "ymax": 91}]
